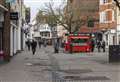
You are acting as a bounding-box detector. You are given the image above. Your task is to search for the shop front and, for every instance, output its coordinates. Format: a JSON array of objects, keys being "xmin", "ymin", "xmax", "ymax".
[
  {"xmin": 0, "ymin": 7, "xmax": 5, "ymax": 61},
  {"xmin": 0, "ymin": 9, "xmax": 4, "ymax": 49}
]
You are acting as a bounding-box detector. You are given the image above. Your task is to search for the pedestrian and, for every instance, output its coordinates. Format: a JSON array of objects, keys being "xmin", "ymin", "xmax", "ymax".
[
  {"xmin": 31, "ymin": 39, "xmax": 37, "ymax": 55},
  {"xmin": 43, "ymin": 39, "xmax": 47, "ymax": 47},
  {"xmin": 101, "ymin": 40, "xmax": 106, "ymax": 52},
  {"xmin": 26, "ymin": 40, "xmax": 31, "ymax": 51},
  {"xmin": 97, "ymin": 41, "xmax": 101, "ymax": 52},
  {"xmin": 91, "ymin": 39, "xmax": 95, "ymax": 52},
  {"xmin": 38, "ymin": 40, "xmax": 42, "ymax": 48},
  {"xmin": 54, "ymin": 38, "xmax": 59, "ymax": 53}
]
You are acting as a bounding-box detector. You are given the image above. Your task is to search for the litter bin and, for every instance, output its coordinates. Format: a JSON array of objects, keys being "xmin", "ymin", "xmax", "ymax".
[{"xmin": 109, "ymin": 45, "xmax": 120, "ymax": 62}]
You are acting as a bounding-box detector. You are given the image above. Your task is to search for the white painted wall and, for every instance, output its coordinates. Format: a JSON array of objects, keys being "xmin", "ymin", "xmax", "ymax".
[
  {"xmin": 10, "ymin": 22, "xmax": 18, "ymax": 56},
  {"xmin": 17, "ymin": 18, "xmax": 22, "ymax": 51},
  {"xmin": 116, "ymin": 6, "xmax": 120, "ymax": 44},
  {"xmin": 10, "ymin": 26, "xmax": 13, "ymax": 56},
  {"xmin": 10, "ymin": 0, "xmax": 23, "ymax": 55},
  {"xmin": 12, "ymin": 0, "xmax": 23, "ymax": 51}
]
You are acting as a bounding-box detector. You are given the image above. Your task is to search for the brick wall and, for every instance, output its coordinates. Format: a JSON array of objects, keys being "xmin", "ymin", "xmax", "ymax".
[
  {"xmin": 99, "ymin": 0, "xmax": 116, "ymax": 30},
  {"xmin": 68, "ymin": 0, "xmax": 99, "ymax": 33}
]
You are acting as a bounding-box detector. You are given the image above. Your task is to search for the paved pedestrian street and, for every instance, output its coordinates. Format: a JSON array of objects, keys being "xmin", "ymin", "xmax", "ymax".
[{"xmin": 0, "ymin": 46, "xmax": 120, "ymax": 82}]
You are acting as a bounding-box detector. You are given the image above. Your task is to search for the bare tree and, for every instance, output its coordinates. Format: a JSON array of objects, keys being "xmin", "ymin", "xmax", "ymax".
[
  {"xmin": 36, "ymin": 0, "xmax": 120, "ymax": 33},
  {"xmin": 36, "ymin": 0, "xmax": 98, "ymax": 33},
  {"xmin": 114, "ymin": 0, "xmax": 120, "ymax": 10},
  {"xmin": 35, "ymin": 1, "xmax": 85, "ymax": 33}
]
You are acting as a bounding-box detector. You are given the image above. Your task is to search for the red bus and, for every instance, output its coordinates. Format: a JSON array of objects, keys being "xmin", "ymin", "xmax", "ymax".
[{"xmin": 64, "ymin": 33, "xmax": 92, "ymax": 52}]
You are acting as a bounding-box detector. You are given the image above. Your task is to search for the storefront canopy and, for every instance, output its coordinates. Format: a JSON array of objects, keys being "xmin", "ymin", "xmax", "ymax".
[
  {"xmin": 0, "ymin": 5, "xmax": 8, "ymax": 11},
  {"xmin": 33, "ymin": 32, "xmax": 41, "ymax": 38}
]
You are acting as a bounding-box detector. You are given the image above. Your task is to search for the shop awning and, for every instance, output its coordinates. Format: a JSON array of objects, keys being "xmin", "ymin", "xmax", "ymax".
[
  {"xmin": 0, "ymin": 5, "xmax": 8, "ymax": 11},
  {"xmin": 33, "ymin": 32, "xmax": 41, "ymax": 38}
]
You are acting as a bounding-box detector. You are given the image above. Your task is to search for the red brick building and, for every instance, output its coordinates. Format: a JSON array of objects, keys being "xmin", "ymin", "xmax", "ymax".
[
  {"xmin": 67, "ymin": 0, "xmax": 100, "ymax": 33},
  {"xmin": 99, "ymin": 0, "xmax": 116, "ymax": 30},
  {"xmin": 99, "ymin": 0, "xmax": 117, "ymax": 45}
]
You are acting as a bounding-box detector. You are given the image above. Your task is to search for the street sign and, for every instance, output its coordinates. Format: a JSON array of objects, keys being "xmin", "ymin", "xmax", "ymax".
[
  {"xmin": 6, "ymin": 0, "xmax": 15, "ymax": 3},
  {"xmin": 10, "ymin": 12, "xmax": 18, "ymax": 20}
]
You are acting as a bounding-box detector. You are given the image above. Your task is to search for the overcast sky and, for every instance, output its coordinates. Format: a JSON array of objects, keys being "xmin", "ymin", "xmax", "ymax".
[{"xmin": 24, "ymin": 0, "xmax": 66, "ymax": 22}]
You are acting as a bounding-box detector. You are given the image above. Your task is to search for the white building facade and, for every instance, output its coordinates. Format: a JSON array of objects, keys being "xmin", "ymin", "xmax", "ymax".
[
  {"xmin": 10, "ymin": 0, "xmax": 24, "ymax": 56},
  {"xmin": 99, "ymin": 0, "xmax": 117, "ymax": 47},
  {"xmin": 39, "ymin": 24, "xmax": 52, "ymax": 39},
  {"xmin": 116, "ymin": 0, "xmax": 120, "ymax": 44}
]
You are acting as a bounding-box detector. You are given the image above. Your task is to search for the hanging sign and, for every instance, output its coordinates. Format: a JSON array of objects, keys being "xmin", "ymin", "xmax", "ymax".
[{"xmin": 10, "ymin": 12, "xmax": 18, "ymax": 20}]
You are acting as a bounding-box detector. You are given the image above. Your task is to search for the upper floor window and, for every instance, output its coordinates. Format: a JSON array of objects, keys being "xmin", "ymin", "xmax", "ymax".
[
  {"xmin": 103, "ymin": 0, "xmax": 107, "ymax": 3},
  {"xmin": 100, "ymin": 12, "xmax": 107, "ymax": 23},
  {"xmin": 100, "ymin": 10, "xmax": 114, "ymax": 23},
  {"xmin": 100, "ymin": 0, "xmax": 108, "ymax": 5}
]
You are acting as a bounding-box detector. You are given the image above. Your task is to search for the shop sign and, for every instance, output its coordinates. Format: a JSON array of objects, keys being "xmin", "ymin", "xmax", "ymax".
[{"xmin": 10, "ymin": 12, "xmax": 18, "ymax": 20}]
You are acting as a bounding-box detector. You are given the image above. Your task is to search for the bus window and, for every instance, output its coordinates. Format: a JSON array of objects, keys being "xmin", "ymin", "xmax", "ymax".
[{"xmin": 71, "ymin": 38, "xmax": 88, "ymax": 43}]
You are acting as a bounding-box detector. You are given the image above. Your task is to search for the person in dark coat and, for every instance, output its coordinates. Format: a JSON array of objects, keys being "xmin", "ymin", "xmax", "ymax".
[
  {"xmin": 54, "ymin": 38, "xmax": 59, "ymax": 53},
  {"xmin": 26, "ymin": 40, "xmax": 31, "ymax": 51},
  {"xmin": 38, "ymin": 40, "xmax": 42, "ymax": 48},
  {"xmin": 31, "ymin": 40, "xmax": 37, "ymax": 55},
  {"xmin": 43, "ymin": 39, "xmax": 47, "ymax": 47},
  {"xmin": 91, "ymin": 39, "xmax": 95, "ymax": 52},
  {"xmin": 101, "ymin": 40, "xmax": 106, "ymax": 52},
  {"xmin": 97, "ymin": 41, "xmax": 101, "ymax": 52}
]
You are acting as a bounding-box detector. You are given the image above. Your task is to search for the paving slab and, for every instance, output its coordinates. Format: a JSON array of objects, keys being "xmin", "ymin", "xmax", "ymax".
[{"xmin": 0, "ymin": 47, "xmax": 52, "ymax": 82}]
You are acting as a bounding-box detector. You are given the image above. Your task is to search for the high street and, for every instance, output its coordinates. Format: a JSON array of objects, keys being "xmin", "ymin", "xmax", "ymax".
[{"xmin": 0, "ymin": 46, "xmax": 120, "ymax": 82}]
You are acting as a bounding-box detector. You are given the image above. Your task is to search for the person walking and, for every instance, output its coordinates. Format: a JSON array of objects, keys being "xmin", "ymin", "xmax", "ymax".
[
  {"xmin": 31, "ymin": 39, "xmax": 37, "ymax": 55},
  {"xmin": 38, "ymin": 40, "xmax": 42, "ymax": 48},
  {"xmin": 43, "ymin": 39, "xmax": 47, "ymax": 47},
  {"xmin": 91, "ymin": 39, "xmax": 95, "ymax": 52},
  {"xmin": 101, "ymin": 40, "xmax": 106, "ymax": 52},
  {"xmin": 54, "ymin": 38, "xmax": 59, "ymax": 53},
  {"xmin": 97, "ymin": 41, "xmax": 101, "ymax": 52},
  {"xmin": 26, "ymin": 40, "xmax": 31, "ymax": 51}
]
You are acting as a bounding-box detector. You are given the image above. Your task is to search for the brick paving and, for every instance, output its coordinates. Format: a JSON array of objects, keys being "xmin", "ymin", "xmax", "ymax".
[
  {"xmin": 52, "ymin": 48, "xmax": 120, "ymax": 82},
  {"xmin": 0, "ymin": 47, "xmax": 52, "ymax": 82},
  {"xmin": 0, "ymin": 46, "xmax": 120, "ymax": 82}
]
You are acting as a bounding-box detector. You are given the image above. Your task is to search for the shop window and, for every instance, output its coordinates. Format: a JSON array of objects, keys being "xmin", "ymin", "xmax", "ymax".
[
  {"xmin": 100, "ymin": 0, "xmax": 108, "ymax": 5},
  {"xmin": 0, "ymin": 29, "xmax": 3, "ymax": 50},
  {"xmin": 0, "ymin": 22, "xmax": 3, "ymax": 50}
]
